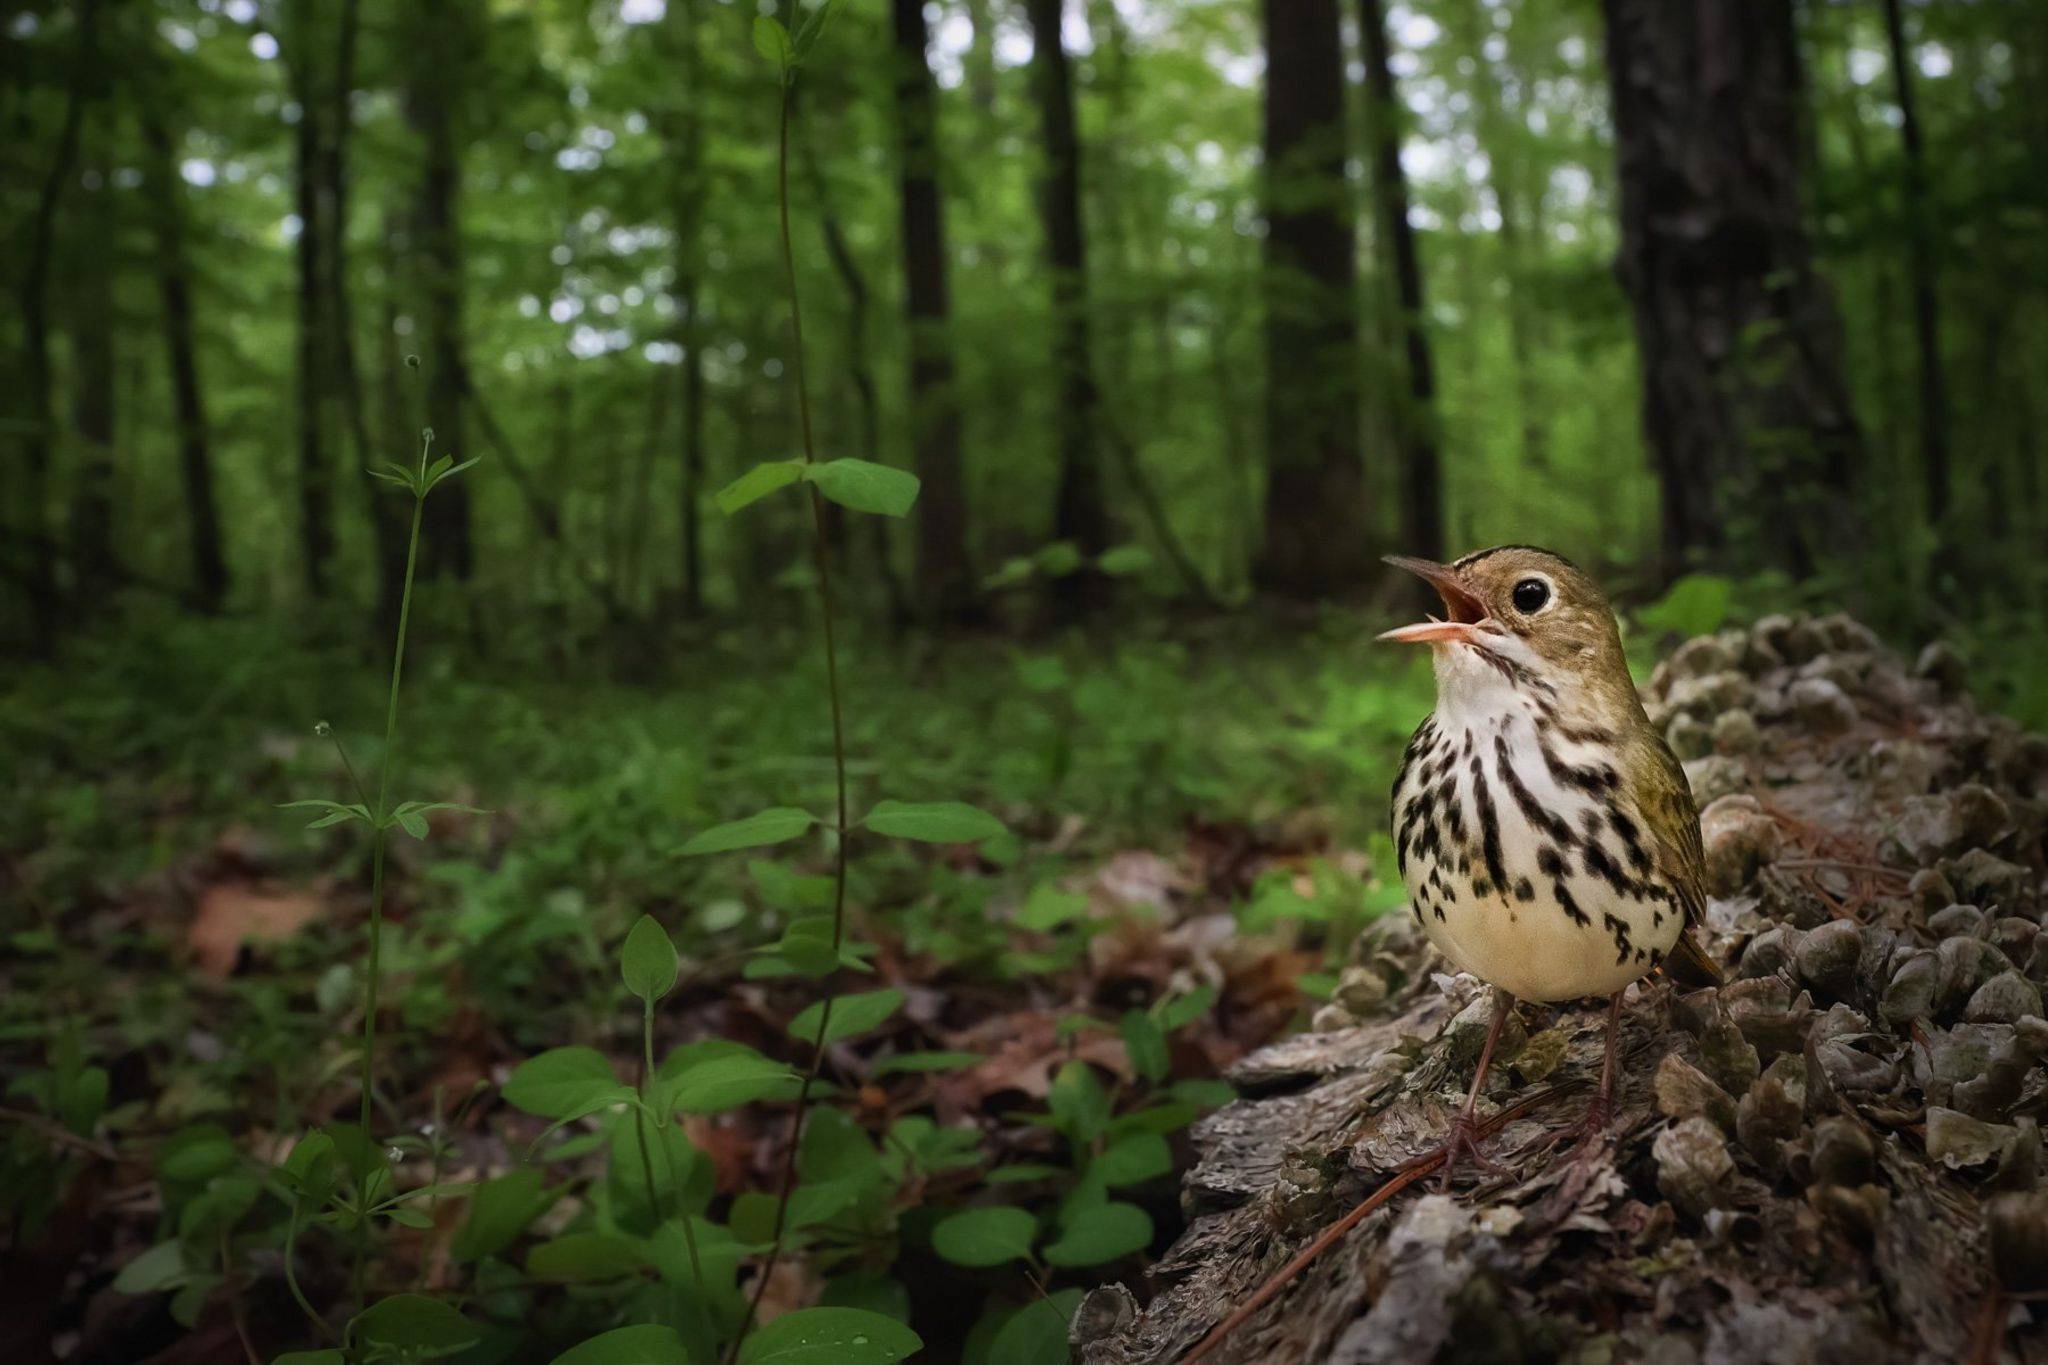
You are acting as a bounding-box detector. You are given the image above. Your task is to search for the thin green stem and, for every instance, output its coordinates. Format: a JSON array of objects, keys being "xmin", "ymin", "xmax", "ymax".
[
  {"xmin": 730, "ymin": 70, "xmax": 849, "ymax": 1363},
  {"xmin": 641, "ymin": 1001, "xmax": 703, "ymax": 1291},
  {"xmin": 282, "ymin": 1201, "xmax": 335, "ymax": 1341},
  {"xmin": 351, "ymin": 459, "xmax": 427, "ymax": 1313}
]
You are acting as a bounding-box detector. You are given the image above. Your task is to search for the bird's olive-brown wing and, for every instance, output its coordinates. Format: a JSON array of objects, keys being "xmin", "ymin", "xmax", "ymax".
[{"xmin": 1626, "ymin": 726, "xmax": 1708, "ymax": 932}]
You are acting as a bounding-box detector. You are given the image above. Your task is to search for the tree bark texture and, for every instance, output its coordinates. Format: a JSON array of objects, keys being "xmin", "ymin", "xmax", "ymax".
[
  {"xmin": 1024, "ymin": 0, "xmax": 1111, "ymax": 614},
  {"xmin": 1601, "ymin": 0, "xmax": 1866, "ymax": 582},
  {"xmin": 288, "ymin": 1, "xmax": 335, "ymax": 599},
  {"xmin": 1359, "ymin": 0, "xmax": 1444, "ymax": 563},
  {"xmin": 1257, "ymin": 0, "xmax": 1369, "ymax": 597},
  {"xmin": 408, "ymin": 0, "xmax": 476, "ymax": 581},
  {"xmin": 139, "ymin": 102, "xmax": 230, "ymax": 613},
  {"xmin": 891, "ymin": 0, "xmax": 973, "ymax": 620},
  {"xmin": 14, "ymin": 0, "xmax": 101, "ymax": 647},
  {"xmin": 1880, "ymin": 0, "xmax": 1950, "ymax": 532}
]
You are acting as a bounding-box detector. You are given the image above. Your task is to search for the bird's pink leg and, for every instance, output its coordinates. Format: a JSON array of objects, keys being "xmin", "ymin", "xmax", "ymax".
[{"xmin": 1437, "ymin": 989, "xmax": 1513, "ymax": 1192}]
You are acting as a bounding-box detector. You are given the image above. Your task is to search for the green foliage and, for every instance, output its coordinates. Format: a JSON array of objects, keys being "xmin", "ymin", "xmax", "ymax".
[
  {"xmin": 620, "ymin": 915, "xmax": 680, "ymax": 1002},
  {"xmin": 736, "ymin": 1308, "xmax": 921, "ymax": 1364},
  {"xmin": 550, "ymin": 1325, "xmax": 689, "ymax": 1365},
  {"xmin": 931, "ymin": 1206, "xmax": 1037, "ymax": 1267}
]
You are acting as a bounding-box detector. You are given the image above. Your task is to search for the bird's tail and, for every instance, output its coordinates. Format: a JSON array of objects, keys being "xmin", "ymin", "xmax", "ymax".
[{"xmin": 1663, "ymin": 928, "xmax": 1724, "ymax": 989}]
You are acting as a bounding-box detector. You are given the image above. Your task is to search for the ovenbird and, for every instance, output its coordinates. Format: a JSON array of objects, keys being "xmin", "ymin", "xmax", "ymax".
[{"xmin": 1382, "ymin": 547, "xmax": 1720, "ymax": 1184}]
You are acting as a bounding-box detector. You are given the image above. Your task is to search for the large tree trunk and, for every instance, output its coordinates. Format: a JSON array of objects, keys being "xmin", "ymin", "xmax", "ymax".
[
  {"xmin": 139, "ymin": 103, "xmax": 230, "ymax": 614},
  {"xmin": 287, "ymin": 1, "xmax": 335, "ymax": 598},
  {"xmin": 408, "ymin": 0, "xmax": 475, "ymax": 581},
  {"xmin": 1023, "ymin": 0, "xmax": 1110, "ymax": 615},
  {"xmin": 67, "ymin": 159, "xmax": 119, "ymax": 607},
  {"xmin": 14, "ymin": 0, "xmax": 100, "ymax": 648},
  {"xmin": 667, "ymin": 0, "xmax": 708, "ymax": 615},
  {"xmin": 323, "ymin": 0, "xmax": 406, "ymax": 635},
  {"xmin": 890, "ymin": 0, "xmax": 973, "ymax": 621},
  {"xmin": 1359, "ymin": 0, "xmax": 1443, "ymax": 563},
  {"xmin": 1880, "ymin": 0, "xmax": 1949, "ymax": 534},
  {"xmin": 1256, "ymin": 0, "xmax": 1369, "ymax": 598},
  {"xmin": 1601, "ymin": 0, "xmax": 1865, "ymax": 581}
]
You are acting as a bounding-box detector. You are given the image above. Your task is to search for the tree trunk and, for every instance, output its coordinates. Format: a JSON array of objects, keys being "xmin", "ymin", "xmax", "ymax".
[
  {"xmin": 323, "ymin": 0, "xmax": 405, "ymax": 635},
  {"xmin": 67, "ymin": 159, "xmax": 119, "ymax": 607},
  {"xmin": 1880, "ymin": 0, "xmax": 1949, "ymax": 533},
  {"xmin": 408, "ymin": 0, "xmax": 475, "ymax": 581},
  {"xmin": 890, "ymin": 0, "xmax": 973, "ymax": 620},
  {"xmin": 1359, "ymin": 0, "xmax": 1443, "ymax": 562},
  {"xmin": 668, "ymin": 0, "xmax": 708, "ymax": 615},
  {"xmin": 14, "ymin": 0, "xmax": 100, "ymax": 648},
  {"xmin": 1601, "ymin": 0, "xmax": 1865, "ymax": 581},
  {"xmin": 288, "ymin": 1, "xmax": 335, "ymax": 598},
  {"xmin": 138, "ymin": 103, "xmax": 230, "ymax": 613},
  {"xmin": 1465, "ymin": 0, "xmax": 1548, "ymax": 476},
  {"xmin": 1256, "ymin": 0, "xmax": 1369, "ymax": 597},
  {"xmin": 1023, "ymin": 0, "xmax": 1110, "ymax": 615}
]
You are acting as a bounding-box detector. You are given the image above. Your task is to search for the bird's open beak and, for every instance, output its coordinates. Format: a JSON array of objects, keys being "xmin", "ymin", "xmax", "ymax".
[{"xmin": 1378, "ymin": 555, "xmax": 1489, "ymax": 645}]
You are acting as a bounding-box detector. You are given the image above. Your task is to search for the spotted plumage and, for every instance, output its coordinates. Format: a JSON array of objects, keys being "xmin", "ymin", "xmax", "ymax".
[{"xmin": 1380, "ymin": 546, "xmax": 1720, "ymax": 1183}]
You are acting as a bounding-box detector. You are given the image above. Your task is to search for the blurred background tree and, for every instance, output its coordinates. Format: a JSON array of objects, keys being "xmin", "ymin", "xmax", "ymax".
[{"xmin": 2, "ymin": 0, "xmax": 2043, "ymax": 650}]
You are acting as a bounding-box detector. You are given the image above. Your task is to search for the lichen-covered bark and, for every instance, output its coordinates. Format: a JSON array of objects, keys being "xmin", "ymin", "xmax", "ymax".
[{"xmin": 1082, "ymin": 614, "xmax": 2048, "ymax": 1364}]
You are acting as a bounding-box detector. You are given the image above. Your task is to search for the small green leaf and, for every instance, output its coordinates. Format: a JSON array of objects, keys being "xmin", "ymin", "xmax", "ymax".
[
  {"xmin": 550, "ymin": 1325, "xmax": 687, "ymax": 1365},
  {"xmin": 1155, "ymin": 985, "xmax": 1219, "ymax": 1032},
  {"xmin": 352, "ymin": 1293, "xmax": 481, "ymax": 1352},
  {"xmin": 393, "ymin": 809, "xmax": 428, "ymax": 839},
  {"xmin": 666, "ymin": 1053, "xmax": 802, "ymax": 1114},
  {"xmin": 801, "ymin": 459, "xmax": 921, "ymax": 517},
  {"xmin": 716, "ymin": 458, "xmax": 803, "ymax": 515},
  {"xmin": 983, "ymin": 1163, "xmax": 1064, "ymax": 1184},
  {"xmin": 862, "ymin": 799, "xmax": 1005, "ymax": 844},
  {"xmin": 788, "ymin": 989, "xmax": 903, "ymax": 1047},
  {"xmin": 159, "ymin": 1124, "xmax": 237, "ymax": 1184},
  {"xmin": 1042, "ymin": 1201, "xmax": 1152, "ymax": 1267},
  {"xmin": 750, "ymin": 15, "xmax": 794, "ymax": 69},
  {"xmin": 1091, "ymin": 1131, "xmax": 1172, "ymax": 1187},
  {"xmin": 272, "ymin": 1352, "xmax": 348, "ymax": 1365},
  {"xmin": 1119, "ymin": 1010, "xmax": 1169, "ymax": 1084},
  {"xmin": 988, "ymin": 1288, "xmax": 1084, "ymax": 1365},
  {"xmin": 502, "ymin": 1047, "xmax": 625, "ymax": 1119},
  {"xmin": 871, "ymin": 1050, "xmax": 981, "ymax": 1075},
  {"xmin": 1096, "ymin": 544, "xmax": 1152, "ymax": 576},
  {"xmin": 620, "ymin": 915, "xmax": 679, "ymax": 1002},
  {"xmin": 527, "ymin": 1232, "xmax": 646, "ymax": 1283},
  {"xmin": 1016, "ymin": 884, "xmax": 1088, "ymax": 931},
  {"xmin": 451, "ymin": 1170, "xmax": 557, "ymax": 1261},
  {"xmin": 112, "ymin": 1240, "xmax": 188, "ymax": 1295},
  {"xmin": 931, "ymin": 1206, "xmax": 1037, "ymax": 1267},
  {"xmin": 737, "ymin": 1307, "xmax": 922, "ymax": 1364},
  {"xmin": 1047, "ymin": 1062, "xmax": 1110, "ymax": 1144},
  {"xmin": 681, "ymin": 807, "xmax": 817, "ymax": 855}
]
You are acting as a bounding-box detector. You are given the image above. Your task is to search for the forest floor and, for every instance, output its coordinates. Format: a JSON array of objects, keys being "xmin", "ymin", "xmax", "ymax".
[{"xmin": 2, "ymin": 605, "xmax": 2043, "ymax": 1362}]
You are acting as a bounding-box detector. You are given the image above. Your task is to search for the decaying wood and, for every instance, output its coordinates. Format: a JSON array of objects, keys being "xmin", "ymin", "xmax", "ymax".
[{"xmin": 1081, "ymin": 614, "xmax": 2048, "ymax": 1364}]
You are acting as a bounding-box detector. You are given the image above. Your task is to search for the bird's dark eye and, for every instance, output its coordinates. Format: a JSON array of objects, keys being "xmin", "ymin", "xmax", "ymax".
[{"xmin": 1511, "ymin": 578, "xmax": 1550, "ymax": 614}]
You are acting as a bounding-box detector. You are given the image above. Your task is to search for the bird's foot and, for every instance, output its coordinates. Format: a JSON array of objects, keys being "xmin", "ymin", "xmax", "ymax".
[
  {"xmin": 1432, "ymin": 1109, "xmax": 1505, "ymax": 1193},
  {"xmin": 1536, "ymin": 1091, "xmax": 1614, "ymax": 1160}
]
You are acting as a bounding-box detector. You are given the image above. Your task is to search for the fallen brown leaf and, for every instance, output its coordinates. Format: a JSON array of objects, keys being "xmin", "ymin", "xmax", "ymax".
[{"xmin": 187, "ymin": 881, "xmax": 324, "ymax": 978}]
